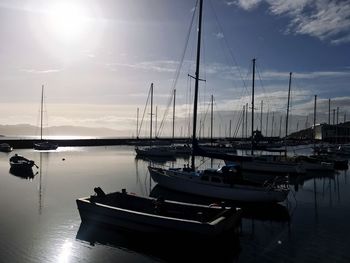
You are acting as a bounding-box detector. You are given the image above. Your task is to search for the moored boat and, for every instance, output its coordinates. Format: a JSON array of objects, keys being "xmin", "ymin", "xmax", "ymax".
[
  {"xmin": 224, "ymin": 155, "xmax": 305, "ymax": 175},
  {"xmin": 33, "ymin": 141, "xmax": 58, "ymax": 150},
  {"xmin": 33, "ymin": 85, "xmax": 58, "ymax": 151},
  {"xmin": 9, "ymin": 154, "xmax": 37, "ymax": 172},
  {"xmin": 149, "ymin": 165, "xmax": 290, "ymax": 203},
  {"xmin": 76, "ymin": 188, "xmax": 241, "ymax": 237},
  {"xmin": 135, "ymin": 146, "xmax": 176, "ymax": 158},
  {"xmin": 0, "ymin": 143, "xmax": 13, "ymax": 152}
]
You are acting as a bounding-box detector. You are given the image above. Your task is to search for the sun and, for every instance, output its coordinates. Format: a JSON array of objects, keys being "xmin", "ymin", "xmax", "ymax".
[{"xmin": 45, "ymin": 2, "xmax": 90, "ymax": 44}]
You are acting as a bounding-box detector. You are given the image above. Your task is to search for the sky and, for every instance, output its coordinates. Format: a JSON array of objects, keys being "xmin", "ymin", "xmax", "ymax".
[{"xmin": 0, "ymin": 0, "xmax": 349, "ymax": 137}]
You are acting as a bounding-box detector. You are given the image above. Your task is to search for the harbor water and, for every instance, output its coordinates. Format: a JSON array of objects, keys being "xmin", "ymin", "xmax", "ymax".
[{"xmin": 1, "ymin": 146, "xmax": 350, "ymax": 262}]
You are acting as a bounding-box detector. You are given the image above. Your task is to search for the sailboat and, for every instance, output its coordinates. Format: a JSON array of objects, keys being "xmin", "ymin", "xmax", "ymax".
[
  {"xmin": 135, "ymin": 83, "xmax": 176, "ymax": 159},
  {"xmin": 224, "ymin": 71, "xmax": 305, "ymax": 175},
  {"xmin": 33, "ymin": 85, "xmax": 58, "ymax": 151},
  {"xmin": 148, "ymin": 0, "xmax": 290, "ymax": 203}
]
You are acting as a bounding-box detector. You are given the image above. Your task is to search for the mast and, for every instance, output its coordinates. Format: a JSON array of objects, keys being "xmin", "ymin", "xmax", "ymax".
[
  {"xmin": 279, "ymin": 115, "xmax": 282, "ymax": 138},
  {"xmin": 150, "ymin": 83, "xmax": 153, "ymax": 144},
  {"xmin": 285, "ymin": 72, "xmax": 292, "ymax": 157},
  {"xmin": 251, "ymin": 58, "xmax": 256, "ymax": 155},
  {"xmin": 191, "ymin": 0, "xmax": 203, "ymax": 170},
  {"xmin": 172, "ymin": 89, "xmax": 176, "ymax": 140},
  {"xmin": 336, "ymin": 107, "xmax": 339, "ymax": 125},
  {"xmin": 210, "ymin": 94, "xmax": 213, "ymax": 145},
  {"xmin": 271, "ymin": 111, "xmax": 275, "ymax": 137},
  {"xmin": 260, "ymin": 100, "xmax": 263, "ymax": 133},
  {"xmin": 265, "ymin": 110, "xmax": 269, "ymax": 137},
  {"xmin": 242, "ymin": 105, "xmax": 245, "ymax": 139},
  {"xmin": 328, "ymin": 98, "xmax": 331, "ymax": 125},
  {"xmin": 40, "ymin": 85, "xmax": 44, "ymax": 141},
  {"xmin": 313, "ymin": 95, "xmax": 317, "ymax": 150},
  {"xmin": 245, "ymin": 102, "xmax": 248, "ymax": 138},
  {"xmin": 136, "ymin": 107, "xmax": 139, "ymax": 139},
  {"xmin": 155, "ymin": 105, "xmax": 158, "ymax": 139}
]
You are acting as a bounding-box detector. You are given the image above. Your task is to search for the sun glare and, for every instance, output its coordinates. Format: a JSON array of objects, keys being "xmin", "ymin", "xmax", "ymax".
[{"xmin": 45, "ymin": 2, "xmax": 90, "ymax": 44}]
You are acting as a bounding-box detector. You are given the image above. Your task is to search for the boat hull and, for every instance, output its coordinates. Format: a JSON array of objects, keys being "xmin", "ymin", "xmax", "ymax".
[
  {"xmin": 225, "ymin": 159, "xmax": 305, "ymax": 175},
  {"xmin": 135, "ymin": 147, "xmax": 175, "ymax": 158},
  {"xmin": 149, "ymin": 167, "xmax": 289, "ymax": 203},
  {"xmin": 34, "ymin": 142, "xmax": 58, "ymax": 150},
  {"xmin": 76, "ymin": 191, "xmax": 241, "ymax": 237}
]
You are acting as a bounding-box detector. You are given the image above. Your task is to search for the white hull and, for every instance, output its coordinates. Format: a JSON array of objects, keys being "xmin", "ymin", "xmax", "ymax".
[{"xmin": 149, "ymin": 167, "xmax": 289, "ymax": 203}]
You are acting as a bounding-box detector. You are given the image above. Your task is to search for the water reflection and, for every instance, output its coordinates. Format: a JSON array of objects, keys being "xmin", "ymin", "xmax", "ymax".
[
  {"xmin": 9, "ymin": 166, "xmax": 37, "ymax": 179},
  {"xmin": 76, "ymin": 222, "xmax": 241, "ymax": 263},
  {"xmin": 135, "ymin": 155, "xmax": 176, "ymax": 164},
  {"xmin": 57, "ymin": 240, "xmax": 73, "ymax": 263},
  {"xmin": 150, "ymin": 185, "xmax": 290, "ymax": 223},
  {"xmin": 290, "ymin": 170, "xmax": 336, "ymax": 192}
]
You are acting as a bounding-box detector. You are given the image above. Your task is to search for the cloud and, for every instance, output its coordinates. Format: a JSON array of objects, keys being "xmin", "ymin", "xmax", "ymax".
[
  {"xmin": 106, "ymin": 60, "xmax": 178, "ymax": 73},
  {"xmin": 233, "ymin": 0, "xmax": 350, "ymax": 44},
  {"xmin": 261, "ymin": 69, "xmax": 350, "ymax": 80},
  {"xmin": 215, "ymin": 32, "xmax": 224, "ymax": 39},
  {"xmin": 20, "ymin": 68, "xmax": 63, "ymax": 74},
  {"xmin": 231, "ymin": 0, "xmax": 262, "ymax": 10}
]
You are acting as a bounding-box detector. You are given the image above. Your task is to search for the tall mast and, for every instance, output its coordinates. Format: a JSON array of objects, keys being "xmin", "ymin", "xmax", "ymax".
[
  {"xmin": 172, "ymin": 89, "xmax": 176, "ymax": 140},
  {"xmin": 251, "ymin": 58, "xmax": 256, "ymax": 155},
  {"xmin": 328, "ymin": 98, "xmax": 331, "ymax": 125},
  {"xmin": 150, "ymin": 83, "xmax": 153, "ymax": 144},
  {"xmin": 155, "ymin": 105, "xmax": 158, "ymax": 138},
  {"xmin": 271, "ymin": 111, "xmax": 275, "ymax": 137},
  {"xmin": 242, "ymin": 105, "xmax": 245, "ymax": 139},
  {"xmin": 245, "ymin": 103, "xmax": 248, "ymax": 138},
  {"xmin": 260, "ymin": 100, "xmax": 263, "ymax": 133},
  {"xmin": 210, "ymin": 94, "xmax": 213, "ymax": 145},
  {"xmin": 313, "ymin": 95, "xmax": 317, "ymax": 150},
  {"xmin": 40, "ymin": 85, "xmax": 44, "ymax": 141},
  {"xmin": 265, "ymin": 110, "xmax": 269, "ymax": 137},
  {"xmin": 279, "ymin": 115, "xmax": 282, "ymax": 138},
  {"xmin": 136, "ymin": 107, "xmax": 139, "ymax": 139},
  {"xmin": 191, "ymin": 0, "xmax": 203, "ymax": 170},
  {"xmin": 285, "ymin": 72, "xmax": 292, "ymax": 157}
]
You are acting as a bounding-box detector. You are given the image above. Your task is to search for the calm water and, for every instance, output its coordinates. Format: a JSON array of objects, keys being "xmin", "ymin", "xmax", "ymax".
[{"xmin": 1, "ymin": 146, "xmax": 350, "ymax": 262}]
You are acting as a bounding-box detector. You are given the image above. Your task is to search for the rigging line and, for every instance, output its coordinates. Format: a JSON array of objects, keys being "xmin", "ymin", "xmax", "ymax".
[
  {"xmin": 256, "ymin": 62, "xmax": 268, "ymax": 98},
  {"xmin": 200, "ymin": 99, "xmax": 212, "ymax": 134},
  {"xmin": 208, "ymin": 0, "xmax": 248, "ymax": 93},
  {"xmin": 186, "ymin": 74, "xmax": 193, "ymax": 138},
  {"xmin": 213, "ymin": 99, "xmax": 226, "ymax": 125},
  {"xmin": 207, "ymin": 0, "xmax": 244, "ymax": 132},
  {"xmin": 233, "ymin": 112, "xmax": 243, "ymax": 137},
  {"xmin": 138, "ymin": 86, "xmax": 151, "ymax": 137},
  {"xmin": 208, "ymin": 0, "xmax": 250, "ymax": 128},
  {"xmin": 157, "ymin": 0, "xmax": 198, "ymax": 137}
]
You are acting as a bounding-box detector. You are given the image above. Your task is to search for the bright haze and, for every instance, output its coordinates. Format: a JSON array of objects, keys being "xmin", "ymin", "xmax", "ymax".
[{"xmin": 0, "ymin": 0, "xmax": 349, "ymax": 137}]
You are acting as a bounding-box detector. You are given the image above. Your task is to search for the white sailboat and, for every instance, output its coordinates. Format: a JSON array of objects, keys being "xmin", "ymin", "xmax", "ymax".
[
  {"xmin": 33, "ymin": 85, "xmax": 58, "ymax": 151},
  {"xmin": 148, "ymin": 0, "xmax": 290, "ymax": 203}
]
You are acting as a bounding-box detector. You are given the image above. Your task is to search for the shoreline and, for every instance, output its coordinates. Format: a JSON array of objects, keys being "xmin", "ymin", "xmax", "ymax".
[{"xmin": 0, "ymin": 138, "xmax": 192, "ymax": 149}]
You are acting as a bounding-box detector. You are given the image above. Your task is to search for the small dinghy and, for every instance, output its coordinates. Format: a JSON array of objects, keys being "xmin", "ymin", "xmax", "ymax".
[{"xmin": 9, "ymin": 154, "xmax": 36, "ymax": 171}]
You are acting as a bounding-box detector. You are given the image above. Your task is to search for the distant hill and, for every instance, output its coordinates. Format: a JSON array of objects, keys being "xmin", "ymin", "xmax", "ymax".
[{"xmin": 0, "ymin": 124, "xmax": 126, "ymax": 137}]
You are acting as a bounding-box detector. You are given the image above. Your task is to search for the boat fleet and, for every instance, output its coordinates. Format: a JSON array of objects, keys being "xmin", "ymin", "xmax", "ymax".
[
  {"xmin": 3, "ymin": 0, "xmax": 350, "ymax": 245},
  {"xmin": 76, "ymin": 0, "xmax": 348, "ymax": 240}
]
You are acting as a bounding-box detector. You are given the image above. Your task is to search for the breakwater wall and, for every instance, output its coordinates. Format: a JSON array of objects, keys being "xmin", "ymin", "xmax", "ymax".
[{"xmin": 0, "ymin": 138, "xmax": 193, "ymax": 149}]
